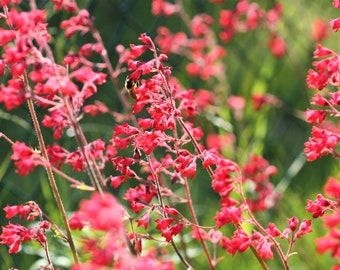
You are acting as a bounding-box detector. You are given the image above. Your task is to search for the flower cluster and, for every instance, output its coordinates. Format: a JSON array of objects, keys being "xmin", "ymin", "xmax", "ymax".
[
  {"xmin": 242, "ymin": 155, "xmax": 280, "ymax": 212},
  {"xmin": 0, "ymin": 202, "xmax": 50, "ymax": 254},
  {"xmin": 154, "ymin": 0, "xmax": 285, "ymax": 82},
  {"xmin": 220, "ymin": 218, "xmax": 312, "ymax": 260},
  {"xmin": 69, "ymin": 193, "xmax": 174, "ymax": 270},
  {"xmin": 304, "ymin": 2, "xmax": 340, "ymax": 162},
  {"xmin": 306, "ymin": 176, "xmax": 340, "ymax": 268},
  {"xmin": 304, "ymin": 2, "xmax": 340, "ymax": 269}
]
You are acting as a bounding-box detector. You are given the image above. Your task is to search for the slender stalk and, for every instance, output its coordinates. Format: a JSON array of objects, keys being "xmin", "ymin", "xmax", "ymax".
[
  {"xmin": 23, "ymin": 74, "xmax": 79, "ymax": 264},
  {"xmin": 235, "ymin": 168, "xmax": 289, "ymax": 270},
  {"xmin": 249, "ymin": 246, "xmax": 269, "ymax": 270},
  {"xmin": 183, "ymin": 177, "xmax": 215, "ymax": 269},
  {"xmin": 2, "ymin": 4, "xmax": 79, "ymax": 265},
  {"xmin": 37, "ymin": 209, "xmax": 55, "ymax": 270},
  {"xmin": 62, "ymin": 97, "xmax": 104, "ymax": 193},
  {"xmin": 146, "ymin": 156, "xmax": 193, "ymax": 269}
]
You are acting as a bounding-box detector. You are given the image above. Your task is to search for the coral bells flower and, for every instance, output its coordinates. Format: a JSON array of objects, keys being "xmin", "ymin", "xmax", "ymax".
[
  {"xmin": 214, "ymin": 198, "xmax": 243, "ymax": 227},
  {"xmin": 305, "ymin": 109, "xmax": 327, "ymax": 124},
  {"xmin": 155, "ymin": 218, "xmax": 184, "ymax": 242},
  {"xmin": 0, "ymin": 29, "xmax": 16, "ymax": 46},
  {"xmin": 312, "ymin": 18, "xmax": 329, "ymax": 41},
  {"xmin": 330, "ymin": 17, "xmax": 340, "ymax": 32},
  {"xmin": 11, "ymin": 142, "xmax": 41, "ymax": 176},
  {"xmin": 4, "ymin": 205, "xmax": 31, "ymax": 220},
  {"xmin": 220, "ymin": 227, "xmax": 251, "ymax": 255},
  {"xmin": 0, "ymin": 223, "xmax": 35, "ymax": 254},
  {"xmin": 152, "ymin": 0, "xmax": 180, "ymax": 17},
  {"xmin": 316, "ymin": 229, "xmax": 340, "ymax": 257},
  {"xmin": 0, "ymin": 220, "xmax": 50, "ymax": 254},
  {"xmin": 304, "ymin": 126, "xmax": 340, "ymax": 161},
  {"xmin": 324, "ymin": 176, "xmax": 340, "ymax": 199},
  {"xmin": 227, "ymin": 96, "xmax": 245, "ymax": 120},
  {"xmin": 306, "ymin": 44, "xmax": 338, "ymax": 90},
  {"xmin": 242, "ymin": 155, "xmax": 280, "ymax": 211},
  {"xmin": 306, "ymin": 194, "xmax": 335, "ymax": 218},
  {"xmin": 124, "ymin": 185, "xmax": 157, "ymax": 213},
  {"xmin": 69, "ymin": 192, "xmax": 123, "ymax": 232},
  {"xmin": 267, "ymin": 34, "xmax": 286, "ymax": 57},
  {"xmin": 0, "ymin": 79, "xmax": 26, "ymax": 110},
  {"xmin": 60, "ymin": 9, "xmax": 91, "ymax": 38},
  {"xmin": 295, "ymin": 219, "xmax": 312, "ymax": 238}
]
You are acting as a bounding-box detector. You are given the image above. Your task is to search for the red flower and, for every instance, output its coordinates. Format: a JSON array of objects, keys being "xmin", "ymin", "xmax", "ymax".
[
  {"xmin": 124, "ymin": 185, "xmax": 157, "ymax": 213},
  {"xmin": 306, "ymin": 194, "xmax": 335, "ymax": 218},
  {"xmin": 296, "ymin": 219, "xmax": 312, "ymax": 238},
  {"xmin": 66, "ymin": 150, "xmax": 85, "ymax": 171},
  {"xmin": 288, "ymin": 217, "xmax": 299, "ymax": 232},
  {"xmin": 155, "ymin": 218, "xmax": 175, "ymax": 231},
  {"xmin": 60, "ymin": 9, "xmax": 91, "ymax": 38},
  {"xmin": 266, "ymin": 222, "xmax": 282, "ymax": 237},
  {"xmin": 312, "ymin": 19, "xmax": 329, "ymax": 41},
  {"xmin": 0, "ymin": 29, "xmax": 16, "ymax": 45},
  {"xmin": 324, "ymin": 177, "xmax": 340, "ymax": 199},
  {"xmin": 136, "ymin": 211, "xmax": 151, "ymax": 230},
  {"xmin": 156, "ymin": 27, "xmax": 187, "ymax": 54},
  {"xmin": 46, "ymin": 144, "xmax": 68, "ymax": 168},
  {"xmin": 224, "ymin": 227, "xmax": 251, "ymax": 255},
  {"xmin": 0, "ymin": 223, "xmax": 34, "ymax": 253},
  {"xmin": 330, "ymin": 17, "xmax": 340, "ymax": 32},
  {"xmin": 0, "ymin": 79, "xmax": 25, "ymax": 110},
  {"xmin": 11, "ymin": 142, "xmax": 40, "ymax": 176},
  {"xmin": 3, "ymin": 205, "xmax": 31, "ymax": 220},
  {"xmin": 305, "ymin": 109, "xmax": 327, "ymax": 124},
  {"xmin": 267, "ymin": 34, "xmax": 286, "ymax": 57},
  {"xmin": 160, "ymin": 224, "xmax": 184, "ymax": 242},
  {"xmin": 0, "ymin": 220, "xmax": 50, "ymax": 254},
  {"xmin": 42, "ymin": 109, "xmax": 68, "ymax": 139},
  {"xmin": 109, "ymin": 175, "xmax": 128, "ymax": 189},
  {"xmin": 152, "ymin": 0, "xmax": 179, "ymax": 17},
  {"xmin": 215, "ymin": 199, "xmax": 243, "ymax": 227},
  {"xmin": 70, "ymin": 192, "xmax": 123, "ymax": 232},
  {"xmin": 304, "ymin": 126, "xmax": 340, "ymax": 161},
  {"xmin": 256, "ymin": 240, "xmax": 273, "ymax": 259}
]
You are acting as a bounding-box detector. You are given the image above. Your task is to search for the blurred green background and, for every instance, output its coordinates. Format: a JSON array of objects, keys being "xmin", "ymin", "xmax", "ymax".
[{"xmin": 0, "ymin": 0, "xmax": 339, "ymax": 269}]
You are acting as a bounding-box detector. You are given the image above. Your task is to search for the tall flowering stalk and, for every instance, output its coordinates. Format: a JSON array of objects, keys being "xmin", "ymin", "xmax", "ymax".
[
  {"xmin": 304, "ymin": 1, "xmax": 340, "ymax": 269},
  {"xmin": 0, "ymin": 0, "xmax": 316, "ymax": 269}
]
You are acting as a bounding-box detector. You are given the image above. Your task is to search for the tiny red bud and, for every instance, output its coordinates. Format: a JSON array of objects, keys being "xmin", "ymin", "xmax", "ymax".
[
  {"xmin": 288, "ymin": 217, "xmax": 299, "ymax": 231},
  {"xmin": 159, "ymin": 53, "xmax": 168, "ymax": 62}
]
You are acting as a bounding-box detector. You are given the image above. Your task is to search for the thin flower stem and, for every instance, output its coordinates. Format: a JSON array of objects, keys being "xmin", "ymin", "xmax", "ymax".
[
  {"xmin": 37, "ymin": 211, "xmax": 54, "ymax": 270},
  {"xmin": 249, "ymin": 246, "xmax": 269, "ymax": 270},
  {"xmin": 27, "ymin": 1, "xmax": 106, "ymax": 193},
  {"xmin": 146, "ymin": 39, "xmax": 216, "ymax": 268},
  {"xmin": 0, "ymin": 132, "xmax": 15, "ymax": 145},
  {"xmin": 174, "ymin": 0, "xmax": 192, "ymax": 29},
  {"xmin": 2, "ymin": 4, "xmax": 79, "ymax": 265},
  {"xmin": 285, "ymin": 234, "xmax": 295, "ymax": 260},
  {"xmin": 38, "ymin": 37, "xmax": 106, "ymax": 193},
  {"xmin": 23, "ymin": 74, "xmax": 80, "ymax": 265},
  {"xmin": 49, "ymin": 166, "xmax": 95, "ymax": 191},
  {"xmin": 62, "ymin": 97, "xmax": 105, "ymax": 193},
  {"xmin": 183, "ymin": 177, "xmax": 215, "ymax": 270},
  {"xmin": 146, "ymin": 155, "xmax": 193, "ymax": 269},
  {"xmin": 235, "ymin": 168, "xmax": 289, "ymax": 270}
]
